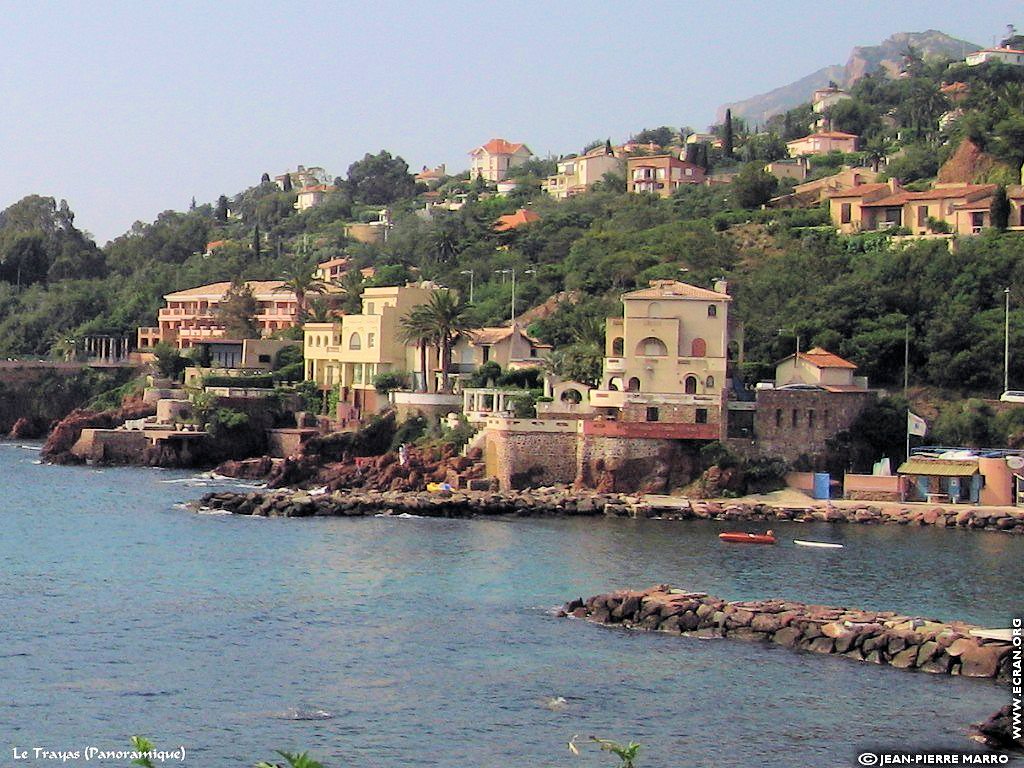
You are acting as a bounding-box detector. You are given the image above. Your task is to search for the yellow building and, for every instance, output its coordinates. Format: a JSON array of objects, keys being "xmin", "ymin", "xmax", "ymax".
[
  {"xmin": 303, "ymin": 284, "xmax": 440, "ymax": 415},
  {"xmin": 451, "ymin": 323, "xmax": 550, "ymax": 373},
  {"xmin": 543, "ymin": 147, "xmax": 622, "ymax": 199},
  {"xmin": 587, "ymin": 280, "xmax": 731, "ymax": 439}
]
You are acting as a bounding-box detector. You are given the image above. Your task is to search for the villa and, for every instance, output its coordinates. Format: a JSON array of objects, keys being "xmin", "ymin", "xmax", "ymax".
[
  {"xmin": 626, "ymin": 155, "xmax": 705, "ymax": 197},
  {"xmin": 543, "ymin": 147, "xmax": 622, "ymax": 199},
  {"xmin": 137, "ymin": 281, "xmax": 299, "ymax": 352},
  {"xmin": 468, "ymin": 138, "xmax": 533, "ymax": 182},
  {"xmin": 786, "ymin": 131, "xmax": 859, "ymax": 157}
]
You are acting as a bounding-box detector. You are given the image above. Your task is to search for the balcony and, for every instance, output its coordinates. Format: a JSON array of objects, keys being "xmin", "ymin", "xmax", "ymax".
[
  {"xmin": 590, "ymin": 389, "xmax": 625, "ymax": 408},
  {"xmin": 604, "ymin": 357, "xmax": 626, "ymax": 373}
]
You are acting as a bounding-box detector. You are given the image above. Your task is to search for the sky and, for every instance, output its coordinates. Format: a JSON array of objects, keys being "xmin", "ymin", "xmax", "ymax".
[{"xmin": 0, "ymin": 0, "xmax": 1018, "ymax": 244}]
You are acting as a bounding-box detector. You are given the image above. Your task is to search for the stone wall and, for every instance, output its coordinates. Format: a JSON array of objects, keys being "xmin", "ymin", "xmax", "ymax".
[
  {"xmin": 751, "ymin": 389, "xmax": 875, "ymax": 463},
  {"xmin": 484, "ymin": 424, "xmax": 579, "ymax": 490},
  {"xmin": 70, "ymin": 428, "xmax": 150, "ymax": 463},
  {"xmin": 562, "ymin": 585, "xmax": 1014, "ymax": 681}
]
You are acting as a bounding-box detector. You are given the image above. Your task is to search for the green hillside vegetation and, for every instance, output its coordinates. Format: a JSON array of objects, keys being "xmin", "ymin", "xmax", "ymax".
[{"xmin": 0, "ymin": 46, "xmax": 1020, "ymax": 404}]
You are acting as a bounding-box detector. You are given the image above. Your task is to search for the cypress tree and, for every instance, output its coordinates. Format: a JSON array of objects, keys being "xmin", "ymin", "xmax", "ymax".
[
  {"xmin": 724, "ymin": 109, "xmax": 735, "ymax": 158},
  {"xmin": 252, "ymin": 223, "xmax": 261, "ymax": 258},
  {"xmin": 605, "ymin": 138, "xmax": 613, "ymax": 155},
  {"xmin": 215, "ymin": 195, "xmax": 229, "ymax": 223},
  {"xmin": 282, "ymin": 173, "xmax": 293, "ymax": 192},
  {"xmin": 991, "ymin": 186, "xmax": 1011, "ymax": 230},
  {"xmin": 261, "ymin": 172, "xmax": 271, "ymax": 184}
]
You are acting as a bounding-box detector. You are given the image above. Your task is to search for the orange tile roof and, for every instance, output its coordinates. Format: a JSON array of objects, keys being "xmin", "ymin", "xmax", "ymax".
[
  {"xmin": 466, "ymin": 325, "xmax": 549, "ymax": 347},
  {"xmin": 799, "ymin": 347, "xmax": 857, "ymax": 370},
  {"xmin": 788, "ymin": 131, "xmax": 859, "ymax": 144},
  {"xmin": 861, "ymin": 184, "xmax": 995, "ymax": 207},
  {"xmin": 826, "ymin": 183, "xmax": 892, "ymax": 200},
  {"xmin": 623, "ymin": 280, "xmax": 730, "ymax": 301},
  {"xmin": 318, "ymin": 257, "xmax": 350, "ymax": 269},
  {"xmin": 205, "ymin": 240, "xmax": 228, "ymax": 251},
  {"xmin": 494, "ymin": 208, "xmax": 541, "ymax": 231},
  {"xmin": 472, "ymin": 138, "xmax": 530, "ymax": 156}
]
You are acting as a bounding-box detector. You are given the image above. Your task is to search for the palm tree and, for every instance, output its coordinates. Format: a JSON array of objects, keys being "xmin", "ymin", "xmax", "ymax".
[
  {"xmin": 275, "ymin": 256, "xmax": 326, "ymax": 323},
  {"xmin": 415, "ymin": 290, "xmax": 472, "ymax": 393},
  {"xmin": 330, "ymin": 269, "xmax": 365, "ymax": 315},
  {"xmin": 864, "ymin": 137, "xmax": 892, "ymax": 173},
  {"xmin": 398, "ymin": 306, "xmax": 436, "ymax": 393}
]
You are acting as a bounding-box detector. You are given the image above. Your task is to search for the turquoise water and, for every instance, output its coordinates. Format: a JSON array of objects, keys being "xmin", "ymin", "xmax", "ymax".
[{"xmin": 0, "ymin": 443, "xmax": 1019, "ymax": 767}]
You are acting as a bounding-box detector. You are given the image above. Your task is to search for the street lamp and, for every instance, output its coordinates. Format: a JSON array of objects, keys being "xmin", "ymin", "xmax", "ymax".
[
  {"xmin": 460, "ymin": 269, "xmax": 474, "ymax": 303},
  {"xmin": 494, "ymin": 268, "xmax": 535, "ymax": 324},
  {"xmin": 1004, "ymin": 287, "xmax": 1011, "ymax": 395}
]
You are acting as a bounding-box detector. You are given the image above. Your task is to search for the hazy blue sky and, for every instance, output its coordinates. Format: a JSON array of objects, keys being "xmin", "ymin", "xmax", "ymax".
[{"xmin": 0, "ymin": 1, "xmax": 1017, "ymax": 243}]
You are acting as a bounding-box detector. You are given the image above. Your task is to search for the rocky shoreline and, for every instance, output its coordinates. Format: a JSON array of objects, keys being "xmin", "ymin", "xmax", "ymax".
[
  {"xmin": 654, "ymin": 498, "xmax": 1024, "ymax": 534},
  {"xmin": 194, "ymin": 485, "xmax": 641, "ymax": 518},
  {"xmin": 561, "ymin": 585, "xmax": 1014, "ymax": 681}
]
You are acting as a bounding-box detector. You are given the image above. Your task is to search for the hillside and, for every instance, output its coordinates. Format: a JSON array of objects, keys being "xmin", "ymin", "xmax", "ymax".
[{"xmin": 716, "ymin": 30, "xmax": 980, "ymax": 124}]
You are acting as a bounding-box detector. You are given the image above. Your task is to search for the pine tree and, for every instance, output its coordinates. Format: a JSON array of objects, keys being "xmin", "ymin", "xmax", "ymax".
[
  {"xmin": 724, "ymin": 109, "xmax": 735, "ymax": 158},
  {"xmin": 189, "ymin": 196, "xmax": 196, "ymax": 211}
]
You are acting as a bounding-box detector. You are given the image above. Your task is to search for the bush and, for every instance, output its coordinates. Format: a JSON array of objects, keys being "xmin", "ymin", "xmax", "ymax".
[
  {"xmin": 153, "ymin": 342, "xmax": 187, "ymax": 381},
  {"xmin": 373, "ymin": 371, "xmax": 409, "ymax": 395},
  {"xmin": 700, "ymin": 441, "xmax": 740, "ymax": 470},
  {"xmin": 743, "ymin": 457, "xmax": 788, "ymax": 493},
  {"xmin": 390, "ymin": 414, "xmax": 428, "ymax": 450},
  {"xmin": 466, "ymin": 361, "xmax": 502, "ymax": 388}
]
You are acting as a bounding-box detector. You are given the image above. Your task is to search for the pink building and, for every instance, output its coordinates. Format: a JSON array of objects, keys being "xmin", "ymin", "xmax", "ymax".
[
  {"xmin": 137, "ymin": 280, "xmax": 300, "ymax": 351},
  {"xmin": 787, "ymin": 131, "xmax": 859, "ymax": 157}
]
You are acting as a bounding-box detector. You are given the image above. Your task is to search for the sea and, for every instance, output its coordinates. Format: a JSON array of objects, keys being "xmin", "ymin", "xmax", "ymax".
[{"xmin": 0, "ymin": 442, "xmax": 1020, "ymax": 767}]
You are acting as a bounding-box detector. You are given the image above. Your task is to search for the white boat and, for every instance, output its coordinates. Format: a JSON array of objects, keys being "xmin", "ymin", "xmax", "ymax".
[{"xmin": 793, "ymin": 539, "xmax": 844, "ymax": 549}]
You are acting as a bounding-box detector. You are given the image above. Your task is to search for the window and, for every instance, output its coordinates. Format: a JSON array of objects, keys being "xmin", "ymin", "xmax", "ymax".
[
  {"xmin": 792, "ymin": 409, "xmax": 798, "ymax": 427},
  {"xmin": 691, "ymin": 338, "xmax": 707, "ymax": 357},
  {"xmin": 808, "ymin": 410, "xmax": 815, "ymax": 428},
  {"xmin": 707, "ymin": 305, "xmax": 717, "ymax": 318},
  {"xmin": 612, "ymin": 337, "xmax": 624, "ymax": 356},
  {"xmin": 637, "ymin": 337, "xmax": 668, "ymax": 356},
  {"xmin": 775, "ymin": 409, "xmax": 782, "ymax": 427},
  {"xmin": 684, "ymin": 376, "xmax": 698, "ymax": 394},
  {"xmin": 482, "ymin": 346, "xmax": 490, "ymax": 363},
  {"xmin": 705, "ymin": 375, "xmax": 715, "ymax": 389},
  {"xmin": 349, "ymin": 333, "xmax": 361, "ymax": 350},
  {"xmin": 368, "ymin": 333, "xmax": 376, "ymax": 348},
  {"xmin": 367, "ymin": 302, "xmax": 375, "ymax": 315},
  {"xmin": 824, "ymin": 409, "xmax": 831, "ymax": 427},
  {"xmin": 627, "ymin": 377, "xmax": 641, "ymax": 392},
  {"xmin": 258, "ymin": 354, "xmax": 271, "ymax": 363},
  {"xmin": 695, "ymin": 408, "xmax": 708, "ymax": 424},
  {"xmin": 840, "ymin": 202, "xmax": 852, "ymax": 224},
  {"xmin": 646, "ymin": 407, "xmax": 659, "ymax": 422},
  {"xmin": 917, "ymin": 206, "xmax": 928, "ymax": 227}
]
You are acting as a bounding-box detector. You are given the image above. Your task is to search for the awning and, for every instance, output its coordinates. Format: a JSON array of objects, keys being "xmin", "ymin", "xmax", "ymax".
[{"xmin": 896, "ymin": 458, "xmax": 978, "ymax": 476}]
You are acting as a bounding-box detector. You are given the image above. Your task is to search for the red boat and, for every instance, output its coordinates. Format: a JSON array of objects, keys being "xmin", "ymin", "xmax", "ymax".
[{"xmin": 719, "ymin": 530, "xmax": 777, "ymax": 545}]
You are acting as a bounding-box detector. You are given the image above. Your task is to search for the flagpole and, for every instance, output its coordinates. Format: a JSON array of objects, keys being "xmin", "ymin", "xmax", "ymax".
[{"xmin": 906, "ymin": 409, "xmax": 911, "ymax": 462}]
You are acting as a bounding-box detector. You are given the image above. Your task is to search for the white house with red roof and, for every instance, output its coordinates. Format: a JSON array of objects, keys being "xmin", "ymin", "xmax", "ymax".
[
  {"xmin": 468, "ymin": 138, "xmax": 533, "ymax": 182},
  {"xmin": 774, "ymin": 347, "xmax": 866, "ymax": 391},
  {"xmin": 965, "ymin": 47, "xmax": 1024, "ymax": 66},
  {"xmin": 786, "ymin": 131, "xmax": 859, "ymax": 157}
]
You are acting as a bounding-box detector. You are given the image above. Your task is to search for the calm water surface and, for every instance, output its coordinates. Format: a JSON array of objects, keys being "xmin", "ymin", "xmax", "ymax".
[{"xmin": 0, "ymin": 443, "xmax": 1020, "ymax": 767}]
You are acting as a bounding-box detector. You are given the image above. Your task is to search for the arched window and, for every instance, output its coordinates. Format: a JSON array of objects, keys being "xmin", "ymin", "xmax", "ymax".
[
  {"xmin": 691, "ymin": 338, "xmax": 707, "ymax": 357},
  {"xmin": 707, "ymin": 305, "xmax": 717, "ymax": 318},
  {"xmin": 627, "ymin": 377, "xmax": 641, "ymax": 392},
  {"xmin": 349, "ymin": 332, "xmax": 362, "ymax": 350},
  {"xmin": 560, "ymin": 388, "xmax": 583, "ymax": 404},
  {"xmin": 611, "ymin": 337, "xmax": 624, "ymax": 356},
  {"xmin": 636, "ymin": 337, "xmax": 668, "ymax": 356},
  {"xmin": 705, "ymin": 375, "xmax": 715, "ymax": 389},
  {"xmin": 684, "ymin": 375, "xmax": 698, "ymax": 394}
]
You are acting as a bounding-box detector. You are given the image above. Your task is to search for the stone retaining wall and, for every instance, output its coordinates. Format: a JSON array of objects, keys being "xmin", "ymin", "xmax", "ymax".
[
  {"xmin": 561, "ymin": 585, "xmax": 1014, "ymax": 682},
  {"xmin": 651, "ymin": 499, "xmax": 1024, "ymax": 535}
]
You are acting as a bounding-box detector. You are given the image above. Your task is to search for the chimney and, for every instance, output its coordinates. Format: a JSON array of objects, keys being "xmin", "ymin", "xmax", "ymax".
[
  {"xmin": 714, "ymin": 279, "xmax": 729, "ymax": 295},
  {"xmin": 888, "ymin": 178, "xmax": 900, "ymax": 192}
]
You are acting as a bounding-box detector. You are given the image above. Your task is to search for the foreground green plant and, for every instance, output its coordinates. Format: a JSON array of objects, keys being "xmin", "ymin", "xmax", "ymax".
[
  {"xmin": 568, "ymin": 735, "xmax": 642, "ymax": 767},
  {"xmin": 255, "ymin": 751, "xmax": 325, "ymax": 768}
]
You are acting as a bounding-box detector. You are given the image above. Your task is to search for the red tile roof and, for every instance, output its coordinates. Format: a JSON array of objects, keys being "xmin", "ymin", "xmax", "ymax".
[
  {"xmin": 473, "ymin": 138, "xmax": 530, "ymax": 156},
  {"xmin": 799, "ymin": 347, "xmax": 857, "ymax": 370},
  {"xmin": 494, "ymin": 208, "xmax": 541, "ymax": 231},
  {"xmin": 623, "ymin": 280, "xmax": 730, "ymax": 301}
]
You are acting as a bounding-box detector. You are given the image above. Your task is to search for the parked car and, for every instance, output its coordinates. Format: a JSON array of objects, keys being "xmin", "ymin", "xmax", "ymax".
[{"xmin": 1000, "ymin": 390, "xmax": 1024, "ymax": 402}]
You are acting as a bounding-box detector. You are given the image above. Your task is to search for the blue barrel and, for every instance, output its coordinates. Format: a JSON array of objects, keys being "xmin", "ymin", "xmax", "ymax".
[{"xmin": 812, "ymin": 472, "xmax": 831, "ymax": 500}]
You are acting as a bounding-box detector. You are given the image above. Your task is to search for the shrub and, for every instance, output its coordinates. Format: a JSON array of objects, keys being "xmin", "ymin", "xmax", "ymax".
[{"xmin": 373, "ymin": 371, "xmax": 409, "ymax": 395}]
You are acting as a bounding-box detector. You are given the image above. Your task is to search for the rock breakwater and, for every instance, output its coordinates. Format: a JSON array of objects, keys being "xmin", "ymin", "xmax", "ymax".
[
  {"xmin": 194, "ymin": 485, "xmax": 641, "ymax": 518},
  {"xmin": 653, "ymin": 499, "xmax": 1024, "ymax": 535},
  {"xmin": 561, "ymin": 585, "xmax": 1014, "ymax": 682}
]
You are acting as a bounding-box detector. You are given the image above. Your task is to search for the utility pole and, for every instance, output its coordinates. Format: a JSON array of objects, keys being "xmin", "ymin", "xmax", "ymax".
[
  {"xmin": 1004, "ymin": 287, "xmax": 1011, "ymax": 395},
  {"xmin": 904, "ymin": 322, "xmax": 910, "ymax": 395}
]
